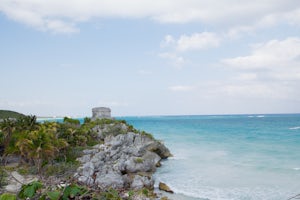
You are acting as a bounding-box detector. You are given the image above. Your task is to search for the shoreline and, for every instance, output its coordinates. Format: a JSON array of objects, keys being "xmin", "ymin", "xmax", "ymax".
[{"xmin": 36, "ymin": 117, "xmax": 64, "ymax": 121}]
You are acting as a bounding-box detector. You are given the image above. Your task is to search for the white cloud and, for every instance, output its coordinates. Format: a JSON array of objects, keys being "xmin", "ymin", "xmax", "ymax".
[
  {"xmin": 226, "ymin": 25, "xmax": 256, "ymax": 39},
  {"xmin": 218, "ymin": 37, "xmax": 300, "ymax": 107},
  {"xmin": 161, "ymin": 32, "xmax": 221, "ymax": 52},
  {"xmin": 222, "ymin": 37, "xmax": 300, "ymax": 79},
  {"xmin": 168, "ymin": 85, "xmax": 195, "ymax": 92},
  {"xmin": 152, "ymin": 0, "xmax": 299, "ymax": 25},
  {"xmin": 176, "ymin": 32, "xmax": 220, "ymax": 51},
  {"xmin": 284, "ymin": 8, "xmax": 300, "ymax": 26},
  {"xmin": 0, "ymin": 1, "xmax": 78, "ymax": 33},
  {"xmin": 1, "ymin": 0, "xmax": 300, "ymax": 33},
  {"xmin": 159, "ymin": 32, "xmax": 220, "ymax": 67},
  {"xmin": 235, "ymin": 73, "xmax": 258, "ymax": 81},
  {"xmin": 160, "ymin": 35, "xmax": 175, "ymax": 47},
  {"xmin": 45, "ymin": 20, "xmax": 78, "ymax": 34},
  {"xmin": 159, "ymin": 52, "xmax": 186, "ymax": 68}
]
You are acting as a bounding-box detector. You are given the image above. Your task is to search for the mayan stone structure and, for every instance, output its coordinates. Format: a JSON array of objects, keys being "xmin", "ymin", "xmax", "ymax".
[{"xmin": 92, "ymin": 107, "xmax": 111, "ymax": 120}]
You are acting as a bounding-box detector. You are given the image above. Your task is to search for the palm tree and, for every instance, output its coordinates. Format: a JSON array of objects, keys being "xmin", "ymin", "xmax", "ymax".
[
  {"xmin": 0, "ymin": 118, "xmax": 16, "ymax": 154},
  {"xmin": 16, "ymin": 115, "xmax": 38, "ymax": 131},
  {"xmin": 16, "ymin": 124, "xmax": 68, "ymax": 174}
]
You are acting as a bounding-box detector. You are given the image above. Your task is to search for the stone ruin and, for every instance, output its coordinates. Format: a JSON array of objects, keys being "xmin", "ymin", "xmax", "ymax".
[{"xmin": 92, "ymin": 107, "xmax": 111, "ymax": 120}]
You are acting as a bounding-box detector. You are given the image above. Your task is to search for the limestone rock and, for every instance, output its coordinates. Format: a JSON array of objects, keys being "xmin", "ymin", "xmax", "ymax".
[
  {"xmin": 75, "ymin": 122, "xmax": 171, "ymax": 191},
  {"xmin": 95, "ymin": 170, "xmax": 125, "ymax": 189},
  {"xmin": 4, "ymin": 171, "xmax": 38, "ymax": 193},
  {"xmin": 131, "ymin": 175, "xmax": 154, "ymax": 189},
  {"xmin": 159, "ymin": 182, "xmax": 174, "ymax": 194}
]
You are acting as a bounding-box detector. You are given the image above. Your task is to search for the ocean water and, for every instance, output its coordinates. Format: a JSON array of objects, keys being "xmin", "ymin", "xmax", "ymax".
[{"xmin": 119, "ymin": 114, "xmax": 300, "ymax": 200}]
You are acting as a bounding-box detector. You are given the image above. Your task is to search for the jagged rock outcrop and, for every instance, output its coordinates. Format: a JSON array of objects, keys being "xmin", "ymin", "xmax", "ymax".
[{"xmin": 75, "ymin": 126, "xmax": 171, "ymax": 190}]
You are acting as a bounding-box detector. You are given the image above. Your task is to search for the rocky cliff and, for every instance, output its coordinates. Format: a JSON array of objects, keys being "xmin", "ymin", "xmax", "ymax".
[{"xmin": 74, "ymin": 121, "xmax": 172, "ymax": 191}]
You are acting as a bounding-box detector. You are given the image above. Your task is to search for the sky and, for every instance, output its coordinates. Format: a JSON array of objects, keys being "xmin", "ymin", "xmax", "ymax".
[{"xmin": 0, "ymin": 0, "xmax": 300, "ymax": 117}]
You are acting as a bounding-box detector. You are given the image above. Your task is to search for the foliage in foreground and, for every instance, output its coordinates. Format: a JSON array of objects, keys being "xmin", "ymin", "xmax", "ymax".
[{"xmin": 0, "ymin": 180, "xmax": 153, "ymax": 200}]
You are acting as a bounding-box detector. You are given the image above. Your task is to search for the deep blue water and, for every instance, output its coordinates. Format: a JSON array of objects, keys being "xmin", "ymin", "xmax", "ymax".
[{"xmin": 119, "ymin": 114, "xmax": 300, "ymax": 200}]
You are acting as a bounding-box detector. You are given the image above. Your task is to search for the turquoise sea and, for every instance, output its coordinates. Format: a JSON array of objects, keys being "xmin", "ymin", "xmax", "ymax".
[{"xmin": 119, "ymin": 114, "xmax": 300, "ymax": 200}]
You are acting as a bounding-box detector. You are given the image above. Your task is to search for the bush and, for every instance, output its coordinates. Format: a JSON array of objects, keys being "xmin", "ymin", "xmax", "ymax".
[
  {"xmin": 61, "ymin": 184, "xmax": 88, "ymax": 200},
  {"xmin": 63, "ymin": 117, "xmax": 80, "ymax": 125},
  {"xmin": 140, "ymin": 131, "xmax": 154, "ymax": 140},
  {"xmin": 18, "ymin": 181, "xmax": 43, "ymax": 199}
]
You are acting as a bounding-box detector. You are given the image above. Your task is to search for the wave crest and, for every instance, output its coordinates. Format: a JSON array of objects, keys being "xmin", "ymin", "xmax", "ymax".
[{"xmin": 289, "ymin": 126, "xmax": 300, "ymax": 130}]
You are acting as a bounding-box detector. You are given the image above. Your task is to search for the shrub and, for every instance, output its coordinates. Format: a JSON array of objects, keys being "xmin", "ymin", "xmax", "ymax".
[
  {"xmin": 83, "ymin": 117, "xmax": 91, "ymax": 124},
  {"xmin": 15, "ymin": 125, "xmax": 68, "ymax": 173},
  {"xmin": 63, "ymin": 117, "xmax": 80, "ymax": 125},
  {"xmin": 18, "ymin": 181, "xmax": 43, "ymax": 199},
  {"xmin": 61, "ymin": 184, "xmax": 87, "ymax": 200},
  {"xmin": 140, "ymin": 131, "xmax": 154, "ymax": 140}
]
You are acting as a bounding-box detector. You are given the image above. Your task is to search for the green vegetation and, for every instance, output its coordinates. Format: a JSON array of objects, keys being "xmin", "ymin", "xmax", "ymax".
[
  {"xmin": 15, "ymin": 181, "xmax": 88, "ymax": 200},
  {"xmin": 0, "ymin": 116, "xmax": 99, "ymax": 176},
  {"xmin": 0, "ymin": 110, "xmax": 25, "ymax": 120},
  {"xmin": 63, "ymin": 117, "xmax": 80, "ymax": 125},
  {"xmin": 99, "ymin": 188, "xmax": 122, "ymax": 200},
  {"xmin": 0, "ymin": 115, "xmax": 157, "ymax": 199},
  {"xmin": 0, "ymin": 193, "xmax": 16, "ymax": 200},
  {"xmin": 0, "ymin": 167, "xmax": 8, "ymax": 189},
  {"xmin": 135, "ymin": 157, "xmax": 144, "ymax": 163},
  {"xmin": 18, "ymin": 181, "xmax": 43, "ymax": 199},
  {"xmin": 1, "ymin": 180, "xmax": 154, "ymax": 200},
  {"xmin": 140, "ymin": 130, "xmax": 154, "ymax": 140}
]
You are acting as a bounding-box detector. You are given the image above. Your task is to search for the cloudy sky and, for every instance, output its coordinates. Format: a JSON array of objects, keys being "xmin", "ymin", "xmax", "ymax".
[{"xmin": 1, "ymin": 0, "xmax": 300, "ymax": 117}]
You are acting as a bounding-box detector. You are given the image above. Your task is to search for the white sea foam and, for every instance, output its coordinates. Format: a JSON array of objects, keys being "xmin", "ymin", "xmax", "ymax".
[
  {"xmin": 257, "ymin": 115, "xmax": 265, "ymax": 118},
  {"xmin": 289, "ymin": 126, "xmax": 300, "ymax": 130},
  {"xmin": 168, "ymin": 156, "xmax": 187, "ymax": 160},
  {"xmin": 166, "ymin": 184, "xmax": 293, "ymax": 200},
  {"xmin": 293, "ymin": 167, "xmax": 300, "ymax": 170}
]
